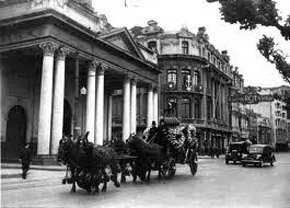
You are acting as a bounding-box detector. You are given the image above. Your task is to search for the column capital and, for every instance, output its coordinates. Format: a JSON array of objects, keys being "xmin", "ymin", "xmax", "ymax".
[
  {"xmin": 89, "ymin": 59, "xmax": 101, "ymax": 72},
  {"xmin": 39, "ymin": 42, "xmax": 59, "ymax": 56},
  {"xmin": 131, "ymin": 78, "xmax": 137, "ymax": 85},
  {"xmin": 124, "ymin": 75, "xmax": 131, "ymax": 83},
  {"xmin": 56, "ymin": 47, "xmax": 70, "ymax": 60},
  {"xmin": 147, "ymin": 83, "xmax": 155, "ymax": 91},
  {"xmin": 97, "ymin": 63, "xmax": 109, "ymax": 75}
]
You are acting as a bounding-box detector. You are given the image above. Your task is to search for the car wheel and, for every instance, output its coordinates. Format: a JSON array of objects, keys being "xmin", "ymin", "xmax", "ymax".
[
  {"xmin": 259, "ymin": 160, "xmax": 263, "ymax": 167},
  {"xmin": 225, "ymin": 159, "xmax": 229, "ymax": 165},
  {"xmin": 234, "ymin": 160, "xmax": 237, "ymax": 165},
  {"xmin": 242, "ymin": 163, "xmax": 246, "ymax": 167}
]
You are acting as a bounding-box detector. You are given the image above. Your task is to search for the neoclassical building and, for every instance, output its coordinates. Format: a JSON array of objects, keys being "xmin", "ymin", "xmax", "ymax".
[
  {"xmin": 132, "ymin": 21, "xmax": 233, "ymax": 154},
  {"xmin": 0, "ymin": 0, "xmax": 160, "ymax": 163}
]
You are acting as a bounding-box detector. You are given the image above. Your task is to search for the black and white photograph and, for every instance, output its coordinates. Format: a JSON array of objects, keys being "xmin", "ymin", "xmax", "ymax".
[{"xmin": 1, "ymin": 0, "xmax": 290, "ymax": 207}]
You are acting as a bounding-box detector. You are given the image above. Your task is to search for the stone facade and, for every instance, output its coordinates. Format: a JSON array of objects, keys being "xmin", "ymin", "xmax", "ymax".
[
  {"xmin": 0, "ymin": 0, "xmax": 160, "ymax": 163},
  {"xmin": 131, "ymin": 21, "xmax": 233, "ymax": 154}
]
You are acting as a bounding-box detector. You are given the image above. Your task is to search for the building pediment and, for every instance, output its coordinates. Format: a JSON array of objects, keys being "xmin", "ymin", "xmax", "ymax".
[
  {"xmin": 177, "ymin": 27, "xmax": 195, "ymax": 38},
  {"xmin": 100, "ymin": 27, "xmax": 145, "ymax": 60}
]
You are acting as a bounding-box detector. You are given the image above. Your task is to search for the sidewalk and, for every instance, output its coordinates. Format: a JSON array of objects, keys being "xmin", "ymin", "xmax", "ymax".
[{"xmin": 1, "ymin": 163, "xmax": 67, "ymax": 190}]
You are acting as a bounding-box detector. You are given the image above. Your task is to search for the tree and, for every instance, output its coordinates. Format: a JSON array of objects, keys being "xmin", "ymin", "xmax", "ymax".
[{"xmin": 207, "ymin": 0, "xmax": 290, "ymax": 83}]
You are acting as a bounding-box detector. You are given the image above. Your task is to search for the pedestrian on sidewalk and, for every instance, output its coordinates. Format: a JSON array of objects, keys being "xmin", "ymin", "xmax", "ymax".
[{"xmin": 19, "ymin": 142, "xmax": 31, "ymax": 179}]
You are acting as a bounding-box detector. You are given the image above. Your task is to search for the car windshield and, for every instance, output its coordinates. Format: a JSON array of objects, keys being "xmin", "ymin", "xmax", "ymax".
[
  {"xmin": 229, "ymin": 144, "xmax": 242, "ymax": 151},
  {"xmin": 249, "ymin": 146, "xmax": 264, "ymax": 153}
]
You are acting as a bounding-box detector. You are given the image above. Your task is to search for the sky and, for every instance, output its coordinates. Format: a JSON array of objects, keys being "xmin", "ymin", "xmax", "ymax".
[{"xmin": 92, "ymin": 0, "xmax": 290, "ymax": 87}]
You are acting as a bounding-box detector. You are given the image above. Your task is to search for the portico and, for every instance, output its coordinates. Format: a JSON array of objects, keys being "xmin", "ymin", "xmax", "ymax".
[{"xmin": 0, "ymin": 0, "xmax": 160, "ymax": 164}]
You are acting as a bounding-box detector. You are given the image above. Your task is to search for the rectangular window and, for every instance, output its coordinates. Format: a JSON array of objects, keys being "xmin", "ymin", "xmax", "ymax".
[
  {"xmin": 194, "ymin": 99, "xmax": 201, "ymax": 119},
  {"xmin": 182, "ymin": 41, "xmax": 189, "ymax": 55},
  {"xmin": 181, "ymin": 98, "xmax": 191, "ymax": 118}
]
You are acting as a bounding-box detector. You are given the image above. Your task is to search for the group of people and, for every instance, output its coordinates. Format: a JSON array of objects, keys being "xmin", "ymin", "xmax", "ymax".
[
  {"xmin": 143, "ymin": 119, "xmax": 198, "ymax": 159},
  {"xmin": 143, "ymin": 119, "xmax": 170, "ymax": 156}
]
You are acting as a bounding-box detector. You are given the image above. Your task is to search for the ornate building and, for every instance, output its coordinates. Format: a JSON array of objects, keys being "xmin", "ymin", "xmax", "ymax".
[
  {"xmin": 132, "ymin": 21, "xmax": 233, "ymax": 154},
  {"xmin": 0, "ymin": 0, "xmax": 160, "ymax": 163},
  {"xmin": 230, "ymin": 68, "xmax": 250, "ymax": 141}
]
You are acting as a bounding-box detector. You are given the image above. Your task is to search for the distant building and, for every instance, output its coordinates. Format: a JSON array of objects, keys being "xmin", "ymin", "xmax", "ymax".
[
  {"xmin": 230, "ymin": 69, "xmax": 250, "ymax": 142},
  {"xmin": 247, "ymin": 99, "xmax": 288, "ymax": 151},
  {"xmin": 246, "ymin": 109, "xmax": 258, "ymax": 144},
  {"xmin": 132, "ymin": 21, "xmax": 233, "ymax": 154},
  {"xmin": 257, "ymin": 115, "xmax": 272, "ymax": 144}
]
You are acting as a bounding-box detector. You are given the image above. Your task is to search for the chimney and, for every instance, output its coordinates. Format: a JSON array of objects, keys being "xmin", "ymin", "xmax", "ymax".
[
  {"xmin": 222, "ymin": 50, "xmax": 228, "ymax": 55},
  {"xmin": 198, "ymin": 26, "xmax": 206, "ymax": 34},
  {"xmin": 83, "ymin": 0, "xmax": 92, "ymax": 7}
]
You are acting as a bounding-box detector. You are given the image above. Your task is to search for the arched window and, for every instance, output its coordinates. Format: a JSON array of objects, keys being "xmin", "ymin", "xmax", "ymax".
[
  {"xmin": 181, "ymin": 97, "xmax": 191, "ymax": 118},
  {"xmin": 167, "ymin": 69, "xmax": 177, "ymax": 89},
  {"xmin": 148, "ymin": 41, "xmax": 157, "ymax": 51},
  {"xmin": 166, "ymin": 97, "xmax": 177, "ymax": 117},
  {"xmin": 182, "ymin": 41, "xmax": 189, "ymax": 55},
  {"xmin": 182, "ymin": 70, "xmax": 192, "ymax": 90}
]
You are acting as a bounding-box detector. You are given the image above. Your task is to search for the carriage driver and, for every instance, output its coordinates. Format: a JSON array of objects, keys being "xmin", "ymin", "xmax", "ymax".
[{"xmin": 146, "ymin": 121, "xmax": 158, "ymax": 143}]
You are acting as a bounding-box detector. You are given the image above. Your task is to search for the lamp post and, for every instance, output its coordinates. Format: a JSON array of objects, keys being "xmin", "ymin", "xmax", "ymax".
[{"xmin": 80, "ymin": 86, "xmax": 87, "ymax": 134}]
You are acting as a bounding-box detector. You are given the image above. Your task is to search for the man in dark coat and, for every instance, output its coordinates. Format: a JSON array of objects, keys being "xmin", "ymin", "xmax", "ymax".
[
  {"xmin": 19, "ymin": 142, "xmax": 31, "ymax": 179},
  {"xmin": 146, "ymin": 121, "xmax": 158, "ymax": 143}
]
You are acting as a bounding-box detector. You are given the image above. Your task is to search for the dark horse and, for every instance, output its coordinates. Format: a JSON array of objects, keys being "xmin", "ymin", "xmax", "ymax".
[
  {"xmin": 57, "ymin": 133, "xmax": 120, "ymax": 194},
  {"xmin": 126, "ymin": 134, "xmax": 163, "ymax": 182}
]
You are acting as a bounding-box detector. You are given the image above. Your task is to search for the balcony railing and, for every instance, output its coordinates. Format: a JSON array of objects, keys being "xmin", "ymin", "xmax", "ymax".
[{"xmin": 180, "ymin": 118, "xmax": 205, "ymax": 125}]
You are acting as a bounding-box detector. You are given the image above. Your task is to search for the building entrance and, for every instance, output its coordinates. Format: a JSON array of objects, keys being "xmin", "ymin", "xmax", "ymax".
[
  {"xmin": 5, "ymin": 105, "xmax": 27, "ymax": 160},
  {"xmin": 63, "ymin": 100, "xmax": 72, "ymax": 136}
]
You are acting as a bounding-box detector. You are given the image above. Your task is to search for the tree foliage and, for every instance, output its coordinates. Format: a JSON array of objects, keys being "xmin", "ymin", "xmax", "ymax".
[
  {"xmin": 257, "ymin": 35, "xmax": 290, "ymax": 83},
  {"xmin": 207, "ymin": 0, "xmax": 290, "ymax": 83}
]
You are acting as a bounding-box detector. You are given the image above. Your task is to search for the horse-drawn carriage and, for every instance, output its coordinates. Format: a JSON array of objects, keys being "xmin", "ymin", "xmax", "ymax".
[
  {"xmin": 57, "ymin": 118, "xmax": 198, "ymax": 193},
  {"xmin": 114, "ymin": 117, "xmax": 198, "ymax": 182}
]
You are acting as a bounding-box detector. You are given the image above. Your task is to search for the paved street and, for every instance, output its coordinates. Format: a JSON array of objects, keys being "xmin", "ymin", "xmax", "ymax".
[{"xmin": 1, "ymin": 153, "xmax": 290, "ymax": 208}]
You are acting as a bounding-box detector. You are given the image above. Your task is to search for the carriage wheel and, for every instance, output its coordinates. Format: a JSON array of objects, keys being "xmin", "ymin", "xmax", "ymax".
[
  {"xmin": 160, "ymin": 158, "xmax": 176, "ymax": 179},
  {"xmin": 189, "ymin": 153, "xmax": 198, "ymax": 176}
]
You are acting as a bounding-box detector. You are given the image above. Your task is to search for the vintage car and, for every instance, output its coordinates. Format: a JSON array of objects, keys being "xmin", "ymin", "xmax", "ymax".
[
  {"xmin": 225, "ymin": 141, "xmax": 248, "ymax": 164},
  {"xmin": 241, "ymin": 144, "xmax": 276, "ymax": 167}
]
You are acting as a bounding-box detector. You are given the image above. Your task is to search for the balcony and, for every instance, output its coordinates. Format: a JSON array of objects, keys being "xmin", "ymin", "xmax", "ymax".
[{"xmin": 180, "ymin": 118, "xmax": 205, "ymax": 126}]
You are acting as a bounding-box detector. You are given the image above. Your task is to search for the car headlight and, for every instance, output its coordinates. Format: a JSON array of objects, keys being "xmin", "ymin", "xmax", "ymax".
[{"xmin": 242, "ymin": 154, "xmax": 247, "ymax": 159}]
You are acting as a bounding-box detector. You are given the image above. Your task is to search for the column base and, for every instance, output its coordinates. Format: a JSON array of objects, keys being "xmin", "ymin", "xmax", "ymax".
[{"xmin": 32, "ymin": 154, "xmax": 58, "ymax": 166}]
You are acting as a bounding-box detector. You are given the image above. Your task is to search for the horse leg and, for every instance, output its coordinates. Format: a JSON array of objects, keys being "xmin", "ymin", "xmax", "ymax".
[
  {"xmin": 70, "ymin": 168, "xmax": 76, "ymax": 193},
  {"xmin": 101, "ymin": 181, "xmax": 107, "ymax": 192},
  {"xmin": 109, "ymin": 162, "xmax": 121, "ymax": 188},
  {"xmin": 131, "ymin": 161, "xmax": 137, "ymax": 183},
  {"xmin": 146, "ymin": 168, "xmax": 151, "ymax": 183},
  {"xmin": 120, "ymin": 161, "xmax": 126, "ymax": 184}
]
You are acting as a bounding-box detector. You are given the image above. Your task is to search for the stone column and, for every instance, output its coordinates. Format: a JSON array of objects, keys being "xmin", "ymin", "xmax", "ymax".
[
  {"xmin": 147, "ymin": 85, "xmax": 154, "ymax": 127},
  {"xmin": 122, "ymin": 76, "xmax": 131, "ymax": 141},
  {"xmin": 139, "ymin": 89, "xmax": 145, "ymax": 126},
  {"xmin": 85, "ymin": 60, "xmax": 98, "ymax": 143},
  {"xmin": 153, "ymin": 89, "xmax": 158, "ymax": 124},
  {"xmin": 107, "ymin": 94, "xmax": 113, "ymax": 142},
  {"xmin": 37, "ymin": 42, "xmax": 58, "ymax": 155},
  {"xmin": 95, "ymin": 64, "xmax": 106, "ymax": 145},
  {"xmin": 130, "ymin": 79, "xmax": 137, "ymax": 134},
  {"xmin": 51, "ymin": 47, "xmax": 69, "ymax": 154}
]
